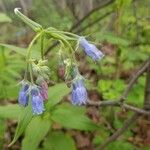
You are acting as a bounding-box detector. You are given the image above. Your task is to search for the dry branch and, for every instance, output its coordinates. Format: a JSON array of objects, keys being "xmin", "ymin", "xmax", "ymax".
[{"xmin": 93, "ymin": 59, "xmax": 150, "ymax": 150}]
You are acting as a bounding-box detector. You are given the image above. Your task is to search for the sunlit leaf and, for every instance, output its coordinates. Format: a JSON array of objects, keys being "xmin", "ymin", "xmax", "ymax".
[
  {"xmin": 9, "ymin": 105, "xmax": 33, "ymax": 146},
  {"xmin": 22, "ymin": 115, "xmax": 51, "ymax": 150},
  {"xmin": 51, "ymin": 103, "xmax": 99, "ymax": 131},
  {"xmin": 43, "ymin": 131, "xmax": 76, "ymax": 150},
  {"xmin": 46, "ymin": 83, "xmax": 70, "ymax": 109}
]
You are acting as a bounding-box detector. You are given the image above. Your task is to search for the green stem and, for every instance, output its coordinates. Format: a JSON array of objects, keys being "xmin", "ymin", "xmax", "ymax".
[
  {"xmin": 27, "ymin": 32, "xmax": 42, "ymax": 59},
  {"xmin": 59, "ymin": 31, "xmax": 79, "ymax": 38},
  {"xmin": 29, "ymin": 63, "xmax": 34, "ymax": 84},
  {"xmin": 24, "ymin": 63, "xmax": 29, "ymax": 80},
  {"xmin": 46, "ymin": 29, "xmax": 78, "ymax": 68},
  {"xmin": 41, "ymin": 33, "xmax": 44, "ymax": 60},
  {"xmin": 45, "ymin": 30, "xmax": 77, "ymax": 40},
  {"xmin": 26, "ymin": 31, "xmax": 43, "ymax": 83},
  {"xmin": 45, "ymin": 31, "xmax": 74, "ymax": 54}
]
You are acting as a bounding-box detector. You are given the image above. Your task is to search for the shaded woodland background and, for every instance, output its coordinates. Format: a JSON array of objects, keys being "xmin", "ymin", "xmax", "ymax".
[{"xmin": 0, "ymin": 0, "xmax": 150, "ymax": 150}]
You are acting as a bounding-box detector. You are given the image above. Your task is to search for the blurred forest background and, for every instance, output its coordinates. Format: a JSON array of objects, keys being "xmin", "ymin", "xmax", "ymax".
[{"xmin": 0, "ymin": 0, "xmax": 150, "ymax": 150}]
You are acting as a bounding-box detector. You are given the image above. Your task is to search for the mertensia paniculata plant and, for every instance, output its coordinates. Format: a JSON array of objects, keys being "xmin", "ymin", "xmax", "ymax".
[{"xmin": 15, "ymin": 8, "xmax": 104, "ymax": 115}]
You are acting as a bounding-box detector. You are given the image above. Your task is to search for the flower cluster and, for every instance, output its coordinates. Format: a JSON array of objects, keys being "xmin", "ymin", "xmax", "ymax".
[
  {"xmin": 18, "ymin": 58, "xmax": 49, "ymax": 115},
  {"xmin": 18, "ymin": 81, "xmax": 48, "ymax": 115},
  {"xmin": 69, "ymin": 38, "xmax": 104, "ymax": 105},
  {"xmin": 15, "ymin": 8, "xmax": 105, "ymax": 115},
  {"xmin": 18, "ymin": 37, "xmax": 104, "ymax": 113}
]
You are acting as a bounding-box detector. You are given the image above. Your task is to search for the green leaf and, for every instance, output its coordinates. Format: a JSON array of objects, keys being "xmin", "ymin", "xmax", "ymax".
[
  {"xmin": 9, "ymin": 105, "xmax": 33, "ymax": 146},
  {"xmin": 0, "ymin": 105, "xmax": 21, "ymax": 119},
  {"xmin": 51, "ymin": 103, "xmax": 99, "ymax": 131},
  {"xmin": 98, "ymin": 79, "xmax": 125, "ymax": 100},
  {"xmin": 98, "ymin": 80, "xmax": 112, "ymax": 92},
  {"xmin": 43, "ymin": 131, "xmax": 76, "ymax": 150},
  {"xmin": 0, "ymin": 43, "xmax": 40, "ymax": 58},
  {"xmin": 0, "ymin": 13, "xmax": 12, "ymax": 23},
  {"xmin": 22, "ymin": 115, "xmax": 51, "ymax": 150},
  {"xmin": 0, "ymin": 43, "xmax": 26, "ymax": 56},
  {"xmin": 46, "ymin": 83, "xmax": 70, "ymax": 109}
]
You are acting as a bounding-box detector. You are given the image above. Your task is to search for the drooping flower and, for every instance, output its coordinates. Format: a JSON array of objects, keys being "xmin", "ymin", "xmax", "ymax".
[
  {"xmin": 31, "ymin": 88, "xmax": 45, "ymax": 115},
  {"xmin": 71, "ymin": 79, "xmax": 88, "ymax": 105},
  {"xmin": 39, "ymin": 81, "xmax": 48, "ymax": 100},
  {"xmin": 79, "ymin": 37, "xmax": 104, "ymax": 61},
  {"xmin": 18, "ymin": 84, "xmax": 29, "ymax": 107}
]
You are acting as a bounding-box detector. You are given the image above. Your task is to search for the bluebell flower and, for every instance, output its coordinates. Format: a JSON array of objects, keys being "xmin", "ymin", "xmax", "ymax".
[
  {"xmin": 31, "ymin": 88, "xmax": 45, "ymax": 115},
  {"xmin": 79, "ymin": 37, "xmax": 104, "ymax": 61},
  {"xmin": 71, "ymin": 79, "xmax": 88, "ymax": 105},
  {"xmin": 18, "ymin": 84, "xmax": 29, "ymax": 107}
]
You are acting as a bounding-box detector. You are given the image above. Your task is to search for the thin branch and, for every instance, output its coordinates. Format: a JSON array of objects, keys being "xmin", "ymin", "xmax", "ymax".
[
  {"xmin": 87, "ymin": 99, "xmax": 120, "ymax": 107},
  {"xmin": 87, "ymin": 100, "xmax": 150, "ymax": 115},
  {"xmin": 44, "ymin": 10, "xmax": 113, "ymax": 55},
  {"xmin": 94, "ymin": 59, "xmax": 150, "ymax": 150},
  {"xmin": 97, "ymin": 113, "xmax": 139, "ymax": 150},
  {"xmin": 123, "ymin": 104, "xmax": 150, "ymax": 115},
  {"xmin": 119, "ymin": 60, "xmax": 150, "ymax": 102},
  {"xmin": 70, "ymin": 0, "xmax": 115, "ymax": 31},
  {"xmin": 76, "ymin": 10, "xmax": 113, "ymax": 33},
  {"xmin": 87, "ymin": 59, "xmax": 150, "ymax": 115}
]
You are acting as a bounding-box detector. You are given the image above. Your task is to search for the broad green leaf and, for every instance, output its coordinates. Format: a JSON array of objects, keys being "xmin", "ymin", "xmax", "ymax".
[
  {"xmin": 9, "ymin": 105, "xmax": 33, "ymax": 146},
  {"xmin": 51, "ymin": 104, "xmax": 99, "ymax": 131},
  {"xmin": 0, "ymin": 105, "xmax": 20, "ymax": 119},
  {"xmin": 22, "ymin": 115, "xmax": 51, "ymax": 150},
  {"xmin": 0, "ymin": 43, "xmax": 26, "ymax": 56},
  {"xmin": 0, "ymin": 13, "xmax": 12, "ymax": 23},
  {"xmin": 43, "ymin": 131, "xmax": 76, "ymax": 150},
  {"xmin": 46, "ymin": 83, "xmax": 70, "ymax": 109}
]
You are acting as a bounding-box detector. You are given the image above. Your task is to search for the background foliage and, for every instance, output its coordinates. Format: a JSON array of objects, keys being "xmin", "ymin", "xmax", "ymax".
[{"xmin": 0, "ymin": 0, "xmax": 150, "ymax": 149}]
